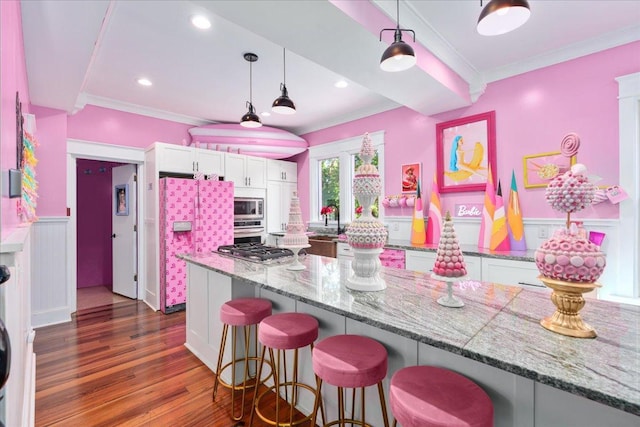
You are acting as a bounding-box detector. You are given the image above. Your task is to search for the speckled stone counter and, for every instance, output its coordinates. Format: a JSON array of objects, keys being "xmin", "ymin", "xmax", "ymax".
[
  {"xmin": 384, "ymin": 239, "xmax": 537, "ymax": 262},
  {"xmin": 180, "ymin": 252, "xmax": 639, "ymax": 418}
]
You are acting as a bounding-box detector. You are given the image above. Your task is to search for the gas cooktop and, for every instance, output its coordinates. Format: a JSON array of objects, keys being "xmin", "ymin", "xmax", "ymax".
[{"xmin": 217, "ymin": 243, "xmax": 297, "ymax": 263}]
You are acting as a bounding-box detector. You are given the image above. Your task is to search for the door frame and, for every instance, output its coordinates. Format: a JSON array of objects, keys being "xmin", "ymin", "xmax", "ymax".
[{"xmin": 66, "ymin": 139, "xmax": 146, "ymax": 313}]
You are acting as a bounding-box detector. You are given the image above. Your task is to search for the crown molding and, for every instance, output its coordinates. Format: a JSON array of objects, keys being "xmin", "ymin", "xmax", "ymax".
[
  {"xmin": 80, "ymin": 94, "xmax": 214, "ymax": 126},
  {"xmin": 483, "ymin": 25, "xmax": 640, "ymax": 84}
]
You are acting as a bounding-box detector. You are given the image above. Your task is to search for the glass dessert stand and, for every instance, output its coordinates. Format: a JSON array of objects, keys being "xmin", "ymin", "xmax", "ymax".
[
  {"xmin": 282, "ymin": 244, "xmax": 311, "ymax": 271},
  {"xmin": 538, "ymin": 275, "xmax": 602, "ymax": 338},
  {"xmin": 431, "ymin": 274, "xmax": 467, "ymax": 308}
]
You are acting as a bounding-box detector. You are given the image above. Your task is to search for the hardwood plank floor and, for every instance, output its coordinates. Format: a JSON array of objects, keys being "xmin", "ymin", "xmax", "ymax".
[{"xmin": 34, "ymin": 301, "xmax": 314, "ymax": 427}]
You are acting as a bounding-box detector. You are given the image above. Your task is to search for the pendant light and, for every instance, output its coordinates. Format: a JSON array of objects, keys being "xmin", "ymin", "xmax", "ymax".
[
  {"xmin": 379, "ymin": 0, "xmax": 416, "ymax": 72},
  {"xmin": 272, "ymin": 48, "xmax": 296, "ymax": 115},
  {"xmin": 240, "ymin": 52, "xmax": 262, "ymax": 128},
  {"xmin": 477, "ymin": 0, "xmax": 531, "ymax": 36}
]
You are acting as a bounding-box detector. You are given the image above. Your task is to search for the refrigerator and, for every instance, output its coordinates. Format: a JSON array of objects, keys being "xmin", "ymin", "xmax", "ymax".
[{"xmin": 159, "ymin": 177, "xmax": 234, "ymax": 313}]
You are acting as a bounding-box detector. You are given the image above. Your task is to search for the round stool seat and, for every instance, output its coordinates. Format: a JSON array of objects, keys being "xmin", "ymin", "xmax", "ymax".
[
  {"xmin": 219, "ymin": 298, "xmax": 272, "ymax": 326},
  {"xmin": 258, "ymin": 312, "xmax": 319, "ymax": 350},
  {"xmin": 390, "ymin": 366, "xmax": 493, "ymax": 427},
  {"xmin": 313, "ymin": 335, "xmax": 387, "ymax": 389}
]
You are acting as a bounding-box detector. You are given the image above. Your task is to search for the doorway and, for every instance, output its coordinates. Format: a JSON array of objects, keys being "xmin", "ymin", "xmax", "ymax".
[
  {"xmin": 76, "ymin": 159, "xmax": 134, "ymax": 310},
  {"xmin": 66, "ymin": 140, "xmax": 146, "ymax": 314}
]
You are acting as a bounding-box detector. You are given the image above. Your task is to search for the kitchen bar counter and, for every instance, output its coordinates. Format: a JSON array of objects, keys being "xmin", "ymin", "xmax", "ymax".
[{"xmin": 180, "ymin": 252, "xmax": 639, "ymax": 425}]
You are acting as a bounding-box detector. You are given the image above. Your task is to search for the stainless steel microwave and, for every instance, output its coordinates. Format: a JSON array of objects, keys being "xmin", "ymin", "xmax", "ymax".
[{"xmin": 234, "ymin": 197, "xmax": 264, "ymax": 220}]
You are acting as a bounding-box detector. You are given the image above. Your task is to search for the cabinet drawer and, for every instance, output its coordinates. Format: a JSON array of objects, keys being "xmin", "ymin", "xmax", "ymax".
[
  {"xmin": 336, "ymin": 242, "xmax": 354, "ymax": 258},
  {"xmin": 481, "ymin": 257, "xmax": 543, "ymax": 288}
]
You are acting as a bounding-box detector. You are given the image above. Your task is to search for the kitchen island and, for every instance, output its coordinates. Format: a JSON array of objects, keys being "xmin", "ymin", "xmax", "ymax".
[{"xmin": 180, "ymin": 252, "xmax": 639, "ymax": 427}]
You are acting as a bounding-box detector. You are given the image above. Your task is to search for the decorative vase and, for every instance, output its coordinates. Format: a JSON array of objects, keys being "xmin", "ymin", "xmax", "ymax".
[
  {"xmin": 324, "ymin": 216, "xmax": 328, "ymax": 227},
  {"xmin": 346, "ymin": 133, "xmax": 387, "ymax": 291}
]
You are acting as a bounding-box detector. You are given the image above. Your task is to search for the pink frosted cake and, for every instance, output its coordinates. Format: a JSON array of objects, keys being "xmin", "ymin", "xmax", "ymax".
[
  {"xmin": 433, "ymin": 212, "xmax": 467, "ymax": 278},
  {"xmin": 283, "ymin": 193, "xmax": 309, "ymax": 247},
  {"xmin": 535, "ymin": 228, "xmax": 606, "ymax": 283},
  {"xmin": 346, "ymin": 220, "xmax": 387, "ymax": 249}
]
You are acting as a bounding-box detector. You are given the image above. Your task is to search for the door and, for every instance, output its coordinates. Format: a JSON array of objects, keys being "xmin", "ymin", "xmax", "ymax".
[{"xmin": 112, "ymin": 164, "xmax": 137, "ymax": 299}]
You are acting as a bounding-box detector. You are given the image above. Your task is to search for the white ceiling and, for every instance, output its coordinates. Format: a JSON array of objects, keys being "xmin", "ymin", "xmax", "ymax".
[{"xmin": 20, "ymin": 1, "xmax": 640, "ymax": 135}]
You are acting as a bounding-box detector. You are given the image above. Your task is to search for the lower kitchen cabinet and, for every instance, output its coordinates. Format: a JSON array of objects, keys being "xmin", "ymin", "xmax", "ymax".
[{"xmin": 481, "ymin": 257, "xmax": 544, "ymax": 289}]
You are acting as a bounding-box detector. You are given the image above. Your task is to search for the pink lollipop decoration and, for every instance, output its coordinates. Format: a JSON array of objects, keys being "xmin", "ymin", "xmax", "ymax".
[{"xmin": 560, "ymin": 132, "xmax": 580, "ymax": 158}]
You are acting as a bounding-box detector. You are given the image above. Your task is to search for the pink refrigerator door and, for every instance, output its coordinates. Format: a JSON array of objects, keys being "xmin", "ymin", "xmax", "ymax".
[
  {"xmin": 160, "ymin": 177, "xmax": 197, "ymax": 313},
  {"xmin": 196, "ymin": 180, "xmax": 234, "ymax": 253}
]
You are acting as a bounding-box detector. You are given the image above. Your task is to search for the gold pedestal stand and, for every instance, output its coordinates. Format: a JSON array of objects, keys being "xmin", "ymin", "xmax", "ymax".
[{"xmin": 539, "ymin": 276, "xmax": 601, "ymax": 338}]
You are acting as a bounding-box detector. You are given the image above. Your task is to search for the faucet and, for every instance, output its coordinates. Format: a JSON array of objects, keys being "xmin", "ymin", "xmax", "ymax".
[{"xmin": 326, "ymin": 204, "xmax": 344, "ymax": 235}]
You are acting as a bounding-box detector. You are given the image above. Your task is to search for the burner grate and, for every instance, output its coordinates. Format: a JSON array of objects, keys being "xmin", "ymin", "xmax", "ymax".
[{"xmin": 217, "ymin": 243, "xmax": 294, "ymax": 262}]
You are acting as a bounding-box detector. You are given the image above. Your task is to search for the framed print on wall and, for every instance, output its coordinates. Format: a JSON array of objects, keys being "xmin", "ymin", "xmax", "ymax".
[
  {"xmin": 401, "ymin": 162, "xmax": 420, "ymax": 193},
  {"xmin": 436, "ymin": 111, "xmax": 496, "ymax": 193},
  {"xmin": 523, "ymin": 151, "xmax": 577, "ymax": 189},
  {"xmin": 115, "ymin": 184, "xmax": 129, "ymax": 216}
]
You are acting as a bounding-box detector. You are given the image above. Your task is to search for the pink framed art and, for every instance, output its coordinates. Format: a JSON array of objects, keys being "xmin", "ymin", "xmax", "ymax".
[
  {"xmin": 436, "ymin": 111, "xmax": 496, "ymax": 193},
  {"xmin": 401, "ymin": 162, "xmax": 420, "ymax": 193}
]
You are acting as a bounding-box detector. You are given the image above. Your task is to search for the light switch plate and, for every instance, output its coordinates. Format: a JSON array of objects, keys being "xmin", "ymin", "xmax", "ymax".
[{"xmin": 173, "ymin": 221, "xmax": 192, "ymax": 232}]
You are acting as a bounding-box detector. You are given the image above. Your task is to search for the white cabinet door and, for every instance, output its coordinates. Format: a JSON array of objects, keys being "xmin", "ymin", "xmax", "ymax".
[
  {"xmin": 405, "ymin": 250, "xmax": 437, "ymax": 273},
  {"xmin": 158, "ymin": 143, "xmax": 195, "ymax": 174},
  {"xmin": 267, "ymin": 159, "xmax": 297, "ymax": 183},
  {"xmin": 226, "ymin": 153, "xmax": 266, "ymax": 188},
  {"xmin": 246, "ymin": 156, "xmax": 266, "ymax": 188},
  {"xmin": 463, "ymin": 255, "xmax": 482, "ymax": 280},
  {"xmin": 266, "ymin": 181, "xmax": 297, "ymax": 233},
  {"xmin": 481, "ymin": 257, "xmax": 544, "ymax": 289},
  {"xmin": 194, "ymin": 148, "xmax": 225, "ymax": 177}
]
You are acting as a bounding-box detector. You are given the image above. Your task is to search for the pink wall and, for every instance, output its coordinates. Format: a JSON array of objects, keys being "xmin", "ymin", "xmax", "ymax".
[
  {"xmin": 1, "ymin": 0, "xmax": 31, "ymax": 239},
  {"xmin": 76, "ymin": 159, "xmax": 114, "ymax": 289},
  {"xmin": 301, "ymin": 42, "xmax": 640, "ymax": 223}
]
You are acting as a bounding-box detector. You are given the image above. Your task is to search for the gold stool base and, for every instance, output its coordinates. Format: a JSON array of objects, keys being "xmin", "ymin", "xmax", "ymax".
[{"xmin": 538, "ymin": 276, "xmax": 601, "ymax": 339}]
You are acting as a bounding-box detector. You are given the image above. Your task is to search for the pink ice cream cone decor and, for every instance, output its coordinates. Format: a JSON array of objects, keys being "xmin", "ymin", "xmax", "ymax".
[
  {"xmin": 535, "ymin": 133, "xmax": 605, "ymax": 338},
  {"xmin": 345, "ymin": 133, "xmax": 388, "ymax": 291}
]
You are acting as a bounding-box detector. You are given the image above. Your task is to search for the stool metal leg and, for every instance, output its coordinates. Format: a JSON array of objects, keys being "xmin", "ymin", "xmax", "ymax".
[
  {"xmin": 377, "ymin": 381, "xmax": 390, "ymax": 427},
  {"xmin": 212, "ymin": 323, "xmax": 229, "ymax": 400},
  {"xmin": 338, "ymin": 386, "xmax": 345, "ymax": 427},
  {"xmin": 249, "ymin": 343, "xmax": 268, "ymax": 427}
]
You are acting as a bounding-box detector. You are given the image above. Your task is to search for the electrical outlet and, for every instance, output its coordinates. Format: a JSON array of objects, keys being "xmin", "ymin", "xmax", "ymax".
[
  {"xmin": 538, "ymin": 226, "xmax": 548, "ymax": 239},
  {"xmin": 393, "ymin": 223, "xmax": 400, "ymax": 231}
]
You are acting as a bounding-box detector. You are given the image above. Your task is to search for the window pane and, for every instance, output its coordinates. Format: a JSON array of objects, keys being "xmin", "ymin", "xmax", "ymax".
[
  {"xmin": 320, "ymin": 157, "xmax": 340, "ymax": 218},
  {"xmin": 353, "ymin": 152, "xmax": 379, "ymax": 218}
]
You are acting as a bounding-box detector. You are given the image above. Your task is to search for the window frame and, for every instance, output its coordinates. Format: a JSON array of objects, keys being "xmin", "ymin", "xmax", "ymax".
[{"xmin": 308, "ymin": 131, "xmax": 385, "ymax": 226}]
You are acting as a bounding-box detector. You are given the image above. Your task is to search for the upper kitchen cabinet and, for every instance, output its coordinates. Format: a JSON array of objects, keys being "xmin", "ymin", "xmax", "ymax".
[
  {"xmin": 153, "ymin": 142, "xmax": 224, "ymax": 177},
  {"xmin": 267, "ymin": 159, "xmax": 297, "ymax": 183},
  {"xmin": 226, "ymin": 153, "xmax": 266, "ymax": 189}
]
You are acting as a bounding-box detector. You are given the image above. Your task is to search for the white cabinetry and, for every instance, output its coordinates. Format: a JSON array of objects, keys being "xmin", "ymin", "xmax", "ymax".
[
  {"xmin": 405, "ymin": 250, "xmax": 437, "ymax": 273},
  {"xmin": 267, "ymin": 181, "xmax": 297, "ymax": 233},
  {"xmin": 267, "ymin": 159, "xmax": 297, "ymax": 183},
  {"xmin": 481, "ymin": 257, "xmax": 544, "ymax": 289},
  {"xmin": 266, "ymin": 160, "xmax": 298, "ymax": 233},
  {"xmin": 155, "ymin": 142, "xmax": 224, "ymax": 176},
  {"xmin": 226, "ymin": 153, "xmax": 266, "ymax": 188}
]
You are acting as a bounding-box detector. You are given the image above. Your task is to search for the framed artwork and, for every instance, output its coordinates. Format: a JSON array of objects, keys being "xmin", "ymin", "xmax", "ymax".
[
  {"xmin": 115, "ymin": 184, "xmax": 129, "ymax": 216},
  {"xmin": 436, "ymin": 111, "xmax": 496, "ymax": 193},
  {"xmin": 401, "ymin": 162, "xmax": 420, "ymax": 193},
  {"xmin": 523, "ymin": 151, "xmax": 576, "ymax": 189}
]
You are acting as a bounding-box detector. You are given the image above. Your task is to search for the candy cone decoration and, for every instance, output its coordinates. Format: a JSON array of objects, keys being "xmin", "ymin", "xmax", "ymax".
[
  {"xmin": 410, "ymin": 180, "xmax": 426, "ymax": 245},
  {"xmin": 433, "ymin": 211, "xmax": 467, "ymax": 278},
  {"xmin": 426, "ymin": 173, "xmax": 442, "ymax": 244},
  {"xmin": 490, "ymin": 181, "xmax": 510, "ymax": 251},
  {"xmin": 478, "ymin": 169, "xmax": 496, "ymax": 248},
  {"xmin": 507, "ymin": 170, "xmax": 527, "ymax": 251}
]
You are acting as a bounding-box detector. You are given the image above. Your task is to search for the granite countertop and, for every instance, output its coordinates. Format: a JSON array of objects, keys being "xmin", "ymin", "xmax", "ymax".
[
  {"xmin": 270, "ymin": 232, "xmax": 535, "ymax": 261},
  {"xmin": 180, "ymin": 252, "xmax": 639, "ymax": 415}
]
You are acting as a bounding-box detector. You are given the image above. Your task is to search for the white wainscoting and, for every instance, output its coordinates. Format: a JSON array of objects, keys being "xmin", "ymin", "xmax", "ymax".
[
  {"xmin": 31, "ymin": 217, "xmax": 71, "ymax": 327},
  {"xmin": 0, "ymin": 225, "xmax": 35, "ymax": 427},
  {"xmin": 384, "ymin": 216, "xmax": 626, "ymax": 302}
]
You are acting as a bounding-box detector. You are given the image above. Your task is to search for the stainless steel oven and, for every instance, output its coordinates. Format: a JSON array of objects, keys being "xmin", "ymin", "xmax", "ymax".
[{"xmin": 234, "ymin": 197, "xmax": 264, "ymax": 220}]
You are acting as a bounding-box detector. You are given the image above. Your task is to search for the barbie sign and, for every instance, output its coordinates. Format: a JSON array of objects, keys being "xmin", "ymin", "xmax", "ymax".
[{"xmin": 455, "ymin": 203, "xmax": 482, "ymax": 218}]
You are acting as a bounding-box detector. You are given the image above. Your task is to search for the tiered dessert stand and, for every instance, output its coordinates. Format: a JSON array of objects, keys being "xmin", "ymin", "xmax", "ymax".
[
  {"xmin": 286, "ymin": 244, "xmax": 310, "ymax": 271},
  {"xmin": 431, "ymin": 274, "xmax": 467, "ymax": 308}
]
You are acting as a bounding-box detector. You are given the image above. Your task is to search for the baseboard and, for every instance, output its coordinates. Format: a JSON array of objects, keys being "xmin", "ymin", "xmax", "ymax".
[
  {"xmin": 23, "ymin": 347, "xmax": 36, "ymax": 427},
  {"xmin": 32, "ymin": 307, "xmax": 72, "ymax": 328}
]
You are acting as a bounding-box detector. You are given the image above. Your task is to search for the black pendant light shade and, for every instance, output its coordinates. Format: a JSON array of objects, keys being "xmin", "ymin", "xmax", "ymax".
[
  {"xmin": 477, "ymin": 0, "xmax": 531, "ymax": 36},
  {"xmin": 379, "ymin": 0, "xmax": 416, "ymax": 72},
  {"xmin": 272, "ymin": 48, "xmax": 296, "ymax": 114},
  {"xmin": 240, "ymin": 52, "xmax": 262, "ymax": 128}
]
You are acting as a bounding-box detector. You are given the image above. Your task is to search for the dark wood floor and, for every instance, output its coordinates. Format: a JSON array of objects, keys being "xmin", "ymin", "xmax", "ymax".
[{"xmin": 34, "ymin": 300, "xmax": 313, "ymax": 427}]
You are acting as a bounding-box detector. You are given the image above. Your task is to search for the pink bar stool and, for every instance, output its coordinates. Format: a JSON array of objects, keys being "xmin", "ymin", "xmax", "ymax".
[
  {"xmin": 311, "ymin": 334, "xmax": 390, "ymax": 427},
  {"xmin": 249, "ymin": 312, "xmax": 324, "ymax": 427},
  {"xmin": 389, "ymin": 366, "xmax": 493, "ymax": 427},
  {"xmin": 212, "ymin": 298, "xmax": 272, "ymax": 421}
]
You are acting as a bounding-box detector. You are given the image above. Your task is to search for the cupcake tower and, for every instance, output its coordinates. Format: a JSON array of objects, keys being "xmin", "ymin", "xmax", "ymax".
[
  {"xmin": 345, "ymin": 133, "xmax": 388, "ymax": 291},
  {"xmin": 432, "ymin": 211, "xmax": 467, "ymax": 307},
  {"xmin": 535, "ymin": 133, "xmax": 605, "ymax": 338},
  {"xmin": 281, "ymin": 192, "xmax": 310, "ymax": 270}
]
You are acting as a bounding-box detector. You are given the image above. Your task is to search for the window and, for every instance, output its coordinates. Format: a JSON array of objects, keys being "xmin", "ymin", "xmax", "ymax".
[{"xmin": 309, "ymin": 131, "xmax": 385, "ymax": 226}]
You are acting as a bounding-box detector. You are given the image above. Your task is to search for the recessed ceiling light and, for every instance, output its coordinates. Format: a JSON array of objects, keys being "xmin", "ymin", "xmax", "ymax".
[
  {"xmin": 137, "ymin": 78, "xmax": 152, "ymax": 87},
  {"xmin": 191, "ymin": 15, "xmax": 211, "ymax": 30},
  {"xmin": 334, "ymin": 80, "xmax": 348, "ymax": 88},
  {"xmin": 261, "ymin": 111, "xmax": 271, "ymax": 117}
]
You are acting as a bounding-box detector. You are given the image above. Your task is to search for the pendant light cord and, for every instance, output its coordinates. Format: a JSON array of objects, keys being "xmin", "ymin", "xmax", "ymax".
[
  {"xmin": 283, "ymin": 48, "xmax": 287, "ymax": 85},
  {"xmin": 396, "ymin": 0, "xmax": 400, "ymax": 29},
  {"xmin": 249, "ymin": 60, "xmax": 253, "ymax": 104}
]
